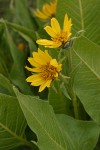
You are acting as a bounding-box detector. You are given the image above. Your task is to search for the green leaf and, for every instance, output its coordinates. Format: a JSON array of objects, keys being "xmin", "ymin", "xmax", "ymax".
[
  {"xmin": 3, "ymin": 22, "xmax": 33, "ymax": 95},
  {"xmin": 14, "ymin": 88, "xmax": 100, "ymax": 150},
  {"xmin": 73, "ymin": 36, "xmax": 100, "ymax": 124},
  {"xmin": 6, "ymin": 21, "xmax": 37, "ymax": 53},
  {"xmin": 57, "ymin": 115, "xmax": 100, "ymax": 150},
  {"xmin": 56, "ymin": 0, "xmax": 100, "ymax": 45},
  {"xmin": 6, "ymin": 21, "xmax": 36, "ymax": 41},
  {"xmin": 0, "ymin": 58, "xmax": 8, "ymax": 76},
  {"xmin": 48, "ymin": 80, "xmax": 72, "ymax": 115},
  {"xmin": 14, "ymin": 88, "xmax": 68, "ymax": 150},
  {"xmin": 0, "ymin": 93, "xmax": 28, "ymax": 150},
  {"xmin": 0, "ymin": 73, "xmax": 15, "ymax": 96},
  {"xmin": 14, "ymin": 0, "xmax": 35, "ymax": 29}
]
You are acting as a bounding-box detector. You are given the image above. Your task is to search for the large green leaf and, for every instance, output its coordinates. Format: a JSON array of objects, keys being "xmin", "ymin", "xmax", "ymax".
[
  {"xmin": 6, "ymin": 21, "xmax": 37, "ymax": 53},
  {"xmin": 72, "ymin": 36, "xmax": 100, "ymax": 124},
  {"xmin": 0, "ymin": 93, "xmax": 28, "ymax": 150},
  {"xmin": 15, "ymin": 88, "xmax": 100, "ymax": 150},
  {"xmin": 6, "ymin": 21, "xmax": 36, "ymax": 41},
  {"xmin": 15, "ymin": 88, "xmax": 68, "ymax": 150},
  {"xmin": 2, "ymin": 22, "xmax": 33, "ymax": 95},
  {"xmin": 48, "ymin": 80, "xmax": 72, "ymax": 115},
  {"xmin": 56, "ymin": 0, "xmax": 100, "ymax": 45},
  {"xmin": 0, "ymin": 73, "xmax": 15, "ymax": 96},
  {"xmin": 57, "ymin": 115, "xmax": 100, "ymax": 150},
  {"xmin": 0, "ymin": 58, "xmax": 8, "ymax": 77},
  {"xmin": 14, "ymin": 0, "xmax": 36, "ymax": 29}
]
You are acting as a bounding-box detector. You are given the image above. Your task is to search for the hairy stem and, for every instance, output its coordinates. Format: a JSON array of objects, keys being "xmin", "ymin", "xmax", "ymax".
[{"xmin": 63, "ymin": 49, "xmax": 79, "ymax": 119}]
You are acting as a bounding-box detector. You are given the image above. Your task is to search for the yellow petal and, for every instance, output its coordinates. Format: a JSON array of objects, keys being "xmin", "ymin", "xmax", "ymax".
[
  {"xmin": 31, "ymin": 78, "xmax": 45, "ymax": 86},
  {"xmin": 45, "ymin": 42, "xmax": 61, "ymax": 48},
  {"xmin": 33, "ymin": 51, "xmax": 48, "ymax": 65},
  {"xmin": 44, "ymin": 26, "xmax": 56, "ymax": 37},
  {"xmin": 38, "ymin": 48, "xmax": 51, "ymax": 63},
  {"xmin": 26, "ymin": 74, "xmax": 40, "ymax": 82},
  {"xmin": 25, "ymin": 66, "xmax": 34, "ymax": 72},
  {"xmin": 44, "ymin": 50, "xmax": 52, "ymax": 60},
  {"xmin": 54, "ymin": 72, "xmax": 58, "ymax": 78},
  {"xmin": 43, "ymin": 4, "xmax": 51, "ymax": 16},
  {"xmin": 37, "ymin": 39, "xmax": 61, "ymax": 48},
  {"xmin": 63, "ymin": 14, "xmax": 68, "ymax": 32},
  {"xmin": 34, "ymin": 9, "xmax": 48, "ymax": 20},
  {"xmin": 63, "ymin": 14, "xmax": 72, "ymax": 33},
  {"xmin": 50, "ymin": 59, "xmax": 58, "ymax": 67},
  {"xmin": 36, "ymin": 39, "xmax": 55, "ymax": 45},
  {"xmin": 57, "ymin": 64, "xmax": 62, "ymax": 72},
  {"xmin": 51, "ymin": 18, "xmax": 61, "ymax": 34},
  {"xmin": 39, "ymin": 79, "xmax": 52, "ymax": 92},
  {"xmin": 46, "ymin": 79, "xmax": 52, "ymax": 87},
  {"xmin": 31, "ymin": 68, "xmax": 41, "ymax": 73},
  {"xmin": 28, "ymin": 58, "xmax": 40, "ymax": 67}
]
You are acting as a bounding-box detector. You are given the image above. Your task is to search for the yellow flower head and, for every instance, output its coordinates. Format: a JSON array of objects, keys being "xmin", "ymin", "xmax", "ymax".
[
  {"xmin": 17, "ymin": 42, "xmax": 25, "ymax": 51},
  {"xmin": 34, "ymin": 1, "xmax": 56, "ymax": 21},
  {"xmin": 36, "ymin": 14, "xmax": 72, "ymax": 48},
  {"xmin": 25, "ymin": 48, "xmax": 62, "ymax": 92}
]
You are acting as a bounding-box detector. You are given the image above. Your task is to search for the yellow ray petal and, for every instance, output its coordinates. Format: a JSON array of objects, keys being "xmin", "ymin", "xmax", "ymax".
[
  {"xmin": 31, "ymin": 68, "xmax": 41, "ymax": 73},
  {"xmin": 25, "ymin": 66, "xmax": 34, "ymax": 72},
  {"xmin": 50, "ymin": 59, "xmax": 58, "ymax": 67},
  {"xmin": 31, "ymin": 78, "xmax": 45, "ymax": 86},
  {"xmin": 36, "ymin": 39, "xmax": 55, "ymax": 45},
  {"xmin": 46, "ymin": 79, "xmax": 52, "ymax": 87},
  {"xmin": 44, "ymin": 50, "xmax": 52, "ymax": 60},
  {"xmin": 33, "ymin": 51, "xmax": 48, "ymax": 65},
  {"xmin": 54, "ymin": 72, "xmax": 58, "ymax": 78},
  {"xmin": 39, "ymin": 79, "xmax": 52, "ymax": 92},
  {"xmin": 63, "ymin": 14, "xmax": 72, "ymax": 33},
  {"xmin": 51, "ymin": 18, "xmax": 61, "ymax": 34},
  {"xmin": 57, "ymin": 64, "xmax": 62, "ymax": 72},
  {"xmin": 44, "ymin": 26, "xmax": 56, "ymax": 37},
  {"xmin": 28, "ymin": 58, "xmax": 40, "ymax": 67},
  {"xmin": 37, "ymin": 39, "xmax": 61, "ymax": 48},
  {"xmin": 63, "ymin": 14, "xmax": 68, "ymax": 32},
  {"xmin": 38, "ymin": 48, "xmax": 51, "ymax": 63},
  {"xmin": 34, "ymin": 9, "xmax": 48, "ymax": 20},
  {"xmin": 43, "ymin": 4, "xmax": 51, "ymax": 16},
  {"xmin": 45, "ymin": 42, "xmax": 61, "ymax": 48},
  {"xmin": 26, "ymin": 74, "xmax": 40, "ymax": 82}
]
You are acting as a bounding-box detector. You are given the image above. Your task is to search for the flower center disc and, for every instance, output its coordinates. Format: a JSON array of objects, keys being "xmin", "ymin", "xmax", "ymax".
[
  {"xmin": 40, "ymin": 64, "xmax": 57, "ymax": 80},
  {"xmin": 52, "ymin": 31, "xmax": 68, "ymax": 45}
]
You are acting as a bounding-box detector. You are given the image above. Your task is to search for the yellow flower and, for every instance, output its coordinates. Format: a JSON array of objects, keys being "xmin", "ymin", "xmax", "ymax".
[
  {"xmin": 25, "ymin": 48, "xmax": 62, "ymax": 92},
  {"xmin": 36, "ymin": 14, "xmax": 72, "ymax": 48},
  {"xmin": 17, "ymin": 42, "xmax": 25, "ymax": 51},
  {"xmin": 34, "ymin": 0, "xmax": 56, "ymax": 21}
]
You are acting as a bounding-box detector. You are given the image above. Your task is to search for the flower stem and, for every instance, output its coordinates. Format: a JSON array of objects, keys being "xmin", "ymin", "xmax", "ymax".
[
  {"xmin": 62, "ymin": 78, "xmax": 79, "ymax": 119},
  {"xmin": 70, "ymin": 89, "xmax": 79, "ymax": 119},
  {"xmin": 63, "ymin": 49, "xmax": 79, "ymax": 119}
]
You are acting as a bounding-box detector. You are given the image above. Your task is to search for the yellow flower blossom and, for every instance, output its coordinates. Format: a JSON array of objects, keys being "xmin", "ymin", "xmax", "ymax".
[
  {"xmin": 17, "ymin": 42, "xmax": 25, "ymax": 51},
  {"xmin": 36, "ymin": 14, "xmax": 72, "ymax": 48},
  {"xmin": 25, "ymin": 48, "xmax": 62, "ymax": 92},
  {"xmin": 34, "ymin": 1, "xmax": 56, "ymax": 21}
]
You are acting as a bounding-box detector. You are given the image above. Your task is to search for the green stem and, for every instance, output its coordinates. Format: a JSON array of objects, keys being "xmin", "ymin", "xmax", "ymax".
[
  {"xmin": 70, "ymin": 89, "xmax": 79, "ymax": 119},
  {"xmin": 61, "ymin": 76, "xmax": 79, "ymax": 119},
  {"xmin": 61, "ymin": 49, "xmax": 79, "ymax": 119}
]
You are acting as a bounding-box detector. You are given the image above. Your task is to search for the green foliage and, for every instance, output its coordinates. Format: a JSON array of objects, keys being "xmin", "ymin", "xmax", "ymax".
[
  {"xmin": 48, "ymin": 80, "xmax": 72, "ymax": 115},
  {"xmin": 56, "ymin": 0, "xmax": 100, "ymax": 45},
  {"xmin": 0, "ymin": 93, "xmax": 27, "ymax": 150},
  {"xmin": 0, "ymin": 0, "xmax": 100, "ymax": 150},
  {"xmin": 14, "ymin": 88, "xmax": 100, "ymax": 150},
  {"xmin": 73, "ymin": 36, "xmax": 100, "ymax": 124}
]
